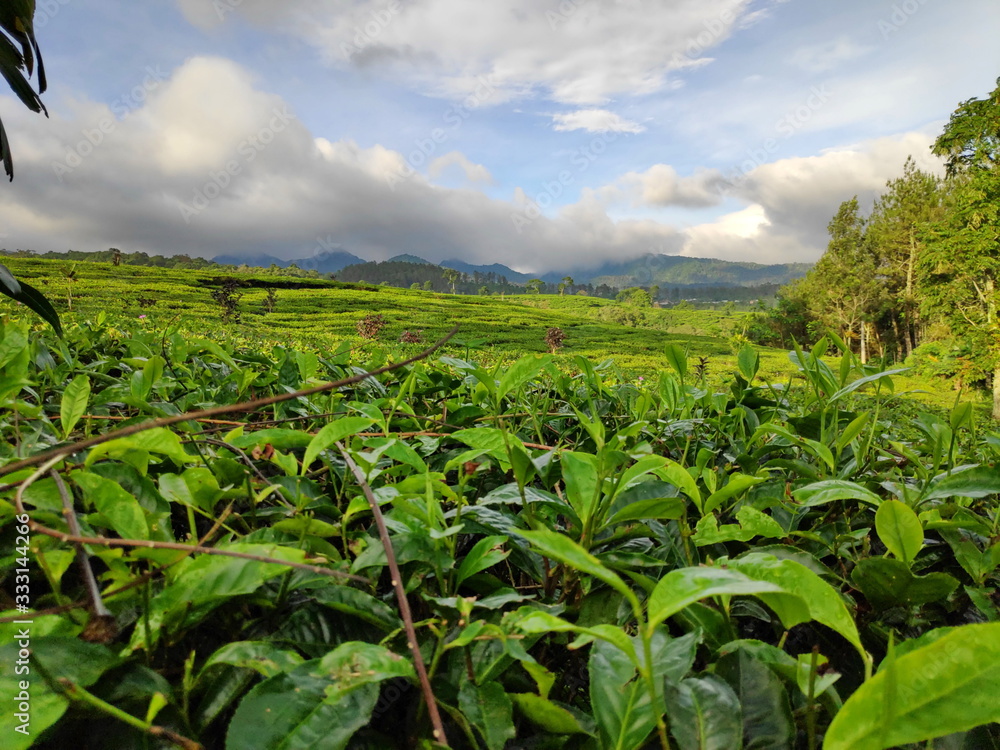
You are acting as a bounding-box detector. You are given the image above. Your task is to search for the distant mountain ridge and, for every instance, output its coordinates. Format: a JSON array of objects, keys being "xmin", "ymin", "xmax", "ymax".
[
  {"xmin": 214, "ymin": 250, "xmax": 810, "ymax": 288},
  {"xmin": 213, "ymin": 250, "xmax": 363, "ymax": 273},
  {"xmin": 541, "ymin": 254, "xmax": 812, "ymax": 288}
]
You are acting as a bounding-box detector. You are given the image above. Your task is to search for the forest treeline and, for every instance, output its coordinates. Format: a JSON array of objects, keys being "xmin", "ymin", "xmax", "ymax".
[{"xmin": 749, "ymin": 77, "xmax": 1000, "ymax": 417}]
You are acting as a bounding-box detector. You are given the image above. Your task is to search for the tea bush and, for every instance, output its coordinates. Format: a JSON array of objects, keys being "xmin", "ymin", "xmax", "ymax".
[{"xmin": 1, "ymin": 311, "xmax": 999, "ymax": 749}]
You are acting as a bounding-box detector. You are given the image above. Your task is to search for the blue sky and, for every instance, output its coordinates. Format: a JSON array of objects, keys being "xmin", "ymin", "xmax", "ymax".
[{"xmin": 2, "ymin": 0, "xmax": 998, "ymax": 272}]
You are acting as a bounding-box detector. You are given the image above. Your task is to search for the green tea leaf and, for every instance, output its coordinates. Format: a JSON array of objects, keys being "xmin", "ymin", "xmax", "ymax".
[
  {"xmin": 226, "ymin": 642, "xmax": 414, "ymax": 750},
  {"xmin": 665, "ymin": 675, "xmax": 742, "ymax": 750},
  {"xmin": 648, "ymin": 566, "xmax": 785, "ymax": 628},
  {"xmin": 517, "ymin": 529, "xmax": 632, "ymax": 601},
  {"xmin": 301, "ymin": 417, "xmax": 374, "ymax": 473},
  {"xmin": 72, "ymin": 470, "xmax": 149, "ymax": 540},
  {"xmin": 511, "ymin": 694, "xmax": 594, "ymax": 735},
  {"xmin": 825, "ymin": 623, "xmax": 1000, "ymax": 750},
  {"xmin": 924, "ymin": 465, "xmax": 1000, "ymax": 500},
  {"xmin": 497, "ymin": 353, "xmax": 550, "ymax": 400},
  {"xmin": 0, "ymin": 638, "xmax": 119, "ymax": 750},
  {"xmin": 875, "ymin": 500, "xmax": 923, "ymax": 565},
  {"xmin": 664, "ymin": 344, "xmax": 688, "ymax": 380},
  {"xmin": 200, "ymin": 641, "xmax": 305, "ymax": 679},
  {"xmin": 560, "ymin": 451, "xmax": 601, "ymax": 526},
  {"xmin": 657, "ymin": 461, "xmax": 702, "ymax": 512},
  {"xmin": 851, "ymin": 558, "xmax": 959, "ymax": 610},
  {"xmin": 728, "ymin": 553, "xmax": 865, "ymax": 658},
  {"xmin": 737, "ymin": 344, "xmax": 759, "ymax": 381},
  {"xmin": 459, "ymin": 681, "xmax": 516, "ymax": 750},
  {"xmin": 59, "ymin": 374, "xmax": 90, "ymax": 439},
  {"xmin": 606, "ymin": 496, "xmax": 686, "ymax": 525},
  {"xmin": 703, "ymin": 474, "xmax": 766, "ymax": 514},
  {"xmin": 793, "ymin": 479, "xmax": 881, "ymax": 508},
  {"xmin": 455, "ymin": 535, "xmax": 509, "ymax": 586},
  {"xmin": 716, "ymin": 649, "xmax": 794, "ymax": 750}
]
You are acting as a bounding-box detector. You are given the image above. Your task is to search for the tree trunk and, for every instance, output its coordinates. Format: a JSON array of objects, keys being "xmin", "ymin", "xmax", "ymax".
[
  {"xmin": 994, "ymin": 363, "xmax": 1000, "ymax": 422},
  {"xmin": 860, "ymin": 321, "xmax": 868, "ymax": 364},
  {"xmin": 905, "ymin": 228, "xmax": 917, "ymax": 358},
  {"xmin": 891, "ymin": 317, "xmax": 903, "ymax": 362}
]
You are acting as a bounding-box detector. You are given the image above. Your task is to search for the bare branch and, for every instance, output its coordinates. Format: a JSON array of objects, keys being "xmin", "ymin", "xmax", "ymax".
[
  {"xmin": 0, "ymin": 326, "xmax": 458, "ymax": 478},
  {"xmin": 339, "ymin": 442, "xmax": 449, "ymax": 748}
]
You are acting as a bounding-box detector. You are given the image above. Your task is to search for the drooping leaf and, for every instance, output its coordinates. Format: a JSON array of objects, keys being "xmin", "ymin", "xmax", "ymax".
[
  {"xmin": 0, "ymin": 268, "xmax": 61, "ymax": 335},
  {"xmin": 517, "ymin": 528, "xmax": 633, "ymax": 601},
  {"xmin": 647, "ymin": 566, "xmax": 785, "ymax": 629},
  {"xmin": 129, "ymin": 543, "xmax": 307, "ymax": 651},
  {"xmin": 301, "ymin": 417, "xmax": 374, "ymax": 473},
  {"xmin": 727, "ymin": 553, "xmax": 865, "ymax": 658},
  {"xmin": 657, "ymin": 461, "xmax": 702, "ymax": 512}
]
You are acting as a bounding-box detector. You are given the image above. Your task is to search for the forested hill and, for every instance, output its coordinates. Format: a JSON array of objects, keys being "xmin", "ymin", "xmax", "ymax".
[{"xmin": 569, "ymin": 253, "xmax": 812, "ymax": 288}]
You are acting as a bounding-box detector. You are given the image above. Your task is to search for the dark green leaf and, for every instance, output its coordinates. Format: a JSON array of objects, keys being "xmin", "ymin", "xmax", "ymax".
[{"xmin": 666, "ymin": 675, "xmax": 743, "ymax": 750}]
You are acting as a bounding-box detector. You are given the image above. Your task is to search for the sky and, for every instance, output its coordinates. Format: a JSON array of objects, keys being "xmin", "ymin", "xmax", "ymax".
[{"xmin": 0, "ymin": 0, "xmax": 997, "ymax": 274}]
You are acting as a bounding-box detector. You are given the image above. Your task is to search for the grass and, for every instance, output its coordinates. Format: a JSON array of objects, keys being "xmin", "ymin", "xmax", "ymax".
[{"xmin": 1, "ymin": 256, "xmax": 986, "ymax": 412}]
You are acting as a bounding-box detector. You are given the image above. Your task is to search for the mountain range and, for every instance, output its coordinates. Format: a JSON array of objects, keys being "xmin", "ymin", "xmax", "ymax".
[{"xmin": 213, "ymin": 251, "xmax": 810, "ymax": 288}]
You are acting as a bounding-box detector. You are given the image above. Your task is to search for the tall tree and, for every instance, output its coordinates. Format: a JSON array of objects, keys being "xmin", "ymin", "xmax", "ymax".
[
  {"xmin": 442, "ymin": 267, "xmax": 460, "ymax": 294},
  {"xmin": 804, "ymin": 197, "xmax": 885, "ymax": 362},
  {"xmin": 921, "ymin": 77, "xmax": 1000, "ymax": 418},
  {"xmin": 867, "ymin": 157, "xmax": 944, "ymax": 357}
]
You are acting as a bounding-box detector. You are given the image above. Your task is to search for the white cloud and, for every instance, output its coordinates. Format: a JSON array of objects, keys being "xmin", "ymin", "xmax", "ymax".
[
  {"xmin": 615, "ymin": 164, "xmax": 727, "ymax": 208},
  {"xmin": 552, "ymin": 109, "xmax": 645, "ymax": 134},
  {"xmin": 679, "ymin": 132, "xmax": 946, "ymax": 261},
  {"xmin": 428, "ymin": 151, "xmax": 494, "ymax": 184},
  {"xmin": 0, "ymin": 57, "xmax": 683, "ymax": 273},
  {"xmin": 788, "ymin": 37, "xmax": 870, "ymax": 73},
  {"xmin": 179, "ymin": 0, "xmax": 769, "ymax": 105}
]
